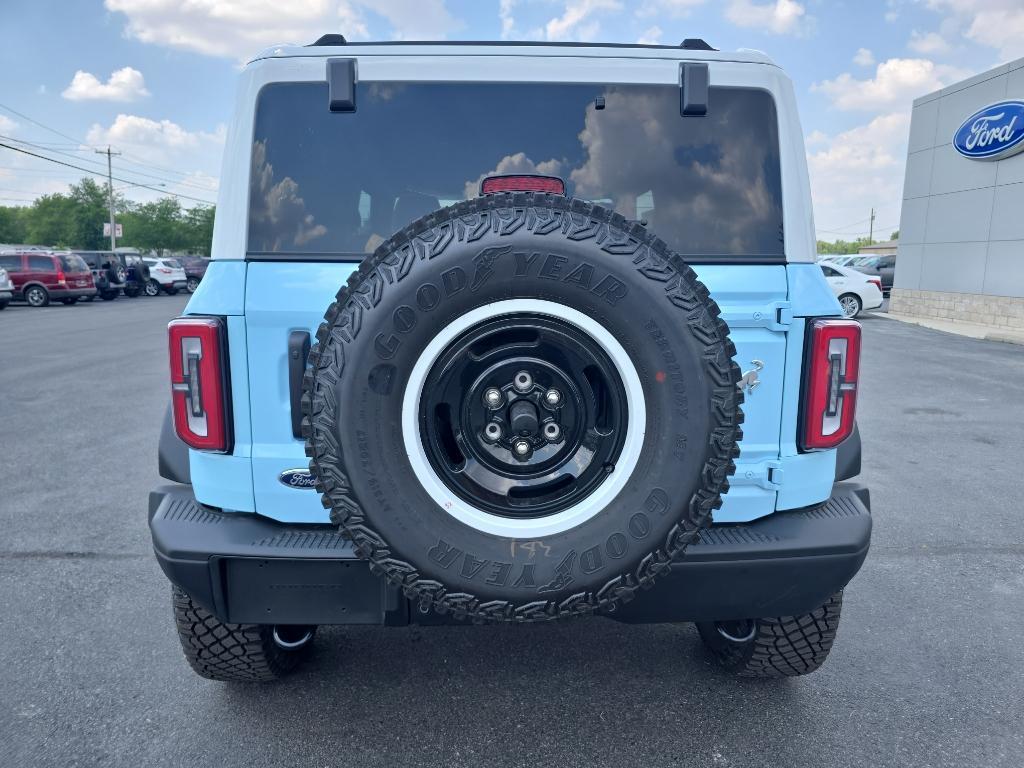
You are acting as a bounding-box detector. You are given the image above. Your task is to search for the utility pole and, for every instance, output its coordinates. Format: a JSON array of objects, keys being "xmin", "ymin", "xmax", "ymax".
[
  {"xmin": 868, "ymin": 207, "xmax": 875, "ymax": 245},
  {"xmin": 95, "ymin": 146, "xmax": 121, "ymax": 250}
]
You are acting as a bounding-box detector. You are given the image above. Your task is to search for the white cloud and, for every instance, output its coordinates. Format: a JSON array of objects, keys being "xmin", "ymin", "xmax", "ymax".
[
  {"xmin": 638, "ymin": 25, "xmax": 663, "ymax": 45},
  {"xmin": 807, "ymin": 112, "xmax": 910, "ymax": 241},
  {"xmin": 87, "ymin": 114, "xmax": 224, "ymax": 153},
  {"xmin": 365, "ymin": 0, "xmax": 462, "ymax": 39},
  {"xmin": 812, "ymin": 57, "xmax": 967, "ymax": 111},
  {"xmin": 908, "ymin": 30, "xmax": 951, "ymax": 55},
  {"xmin": 543, "ymin": 0, "xmax": 622, "ymax": 41},
  {"xmin": 62, "ymin": 67, "xmax": 150, "ymax": 102},
  {"xmin": 0, "ymin": 115, "xmax": 17, "ymax": 135},
  {"xmin": 920, "ymin": 0, "xmax": 1024, "ymax": 62},
  {"xmin": 853, "ymin": 48, "xmax": 875, "ymax": 67},
  {"xmin": 104, "ymin": 0, "xmax": 460, "ymax": 60},
  {"xmin": 724, "ymin": 0, "xmax": 813, "ymax": 36},
  {"xmin": 499, "ymin": 0, "xmax": 516, "ymax": 39},
  {"xmin": 636, "ymin": 0, "xmax": 706, "ymax": 19}
]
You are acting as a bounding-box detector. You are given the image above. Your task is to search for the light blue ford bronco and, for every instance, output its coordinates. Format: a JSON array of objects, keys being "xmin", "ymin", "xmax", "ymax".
[{"xmin": 152, "ymin": 36, "xmax": 870, "ymax": 681}]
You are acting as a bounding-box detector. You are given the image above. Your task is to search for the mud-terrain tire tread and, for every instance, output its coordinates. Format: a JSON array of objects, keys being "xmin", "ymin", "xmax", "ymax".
[
  {"xmin": 698, "ymin": 591, "xmax": 843, "ymax": 678},
  {"xmin": 171, "ymin": 586, "xmax": 308, "ymax": 682},
  {"xmin": 303, "ymin": 192, "xmax": 743, "ymax": 623}
]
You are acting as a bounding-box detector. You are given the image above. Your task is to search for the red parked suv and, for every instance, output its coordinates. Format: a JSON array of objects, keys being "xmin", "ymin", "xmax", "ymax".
[{"xmin": 0, "ymin": 252, "xmax": 97, "ymax": 306}]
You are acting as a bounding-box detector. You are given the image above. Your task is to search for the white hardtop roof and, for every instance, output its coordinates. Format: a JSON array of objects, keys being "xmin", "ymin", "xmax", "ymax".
[{"xmin": 250, "ymin": 41, "xmax": 776, "ymax": 68}]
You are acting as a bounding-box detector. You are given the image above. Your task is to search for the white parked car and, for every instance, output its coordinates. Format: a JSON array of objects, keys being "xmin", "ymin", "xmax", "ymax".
[
  {"xmin": 820, "ymin": 262, "xmax": 883, "ymax": 318},
  {"xmin": 142, "ymin": 257, "xmax": 188, "ymax": 296}
]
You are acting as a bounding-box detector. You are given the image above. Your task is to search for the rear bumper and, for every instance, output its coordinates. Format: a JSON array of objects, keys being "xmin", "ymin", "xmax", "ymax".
[
  {"xmin": 59, "ymin": 287, "xmax": 98, "ymax": 298},
  {"xmin": 149, "ymin": 483, "xmax": 871, "ymax": 625}
]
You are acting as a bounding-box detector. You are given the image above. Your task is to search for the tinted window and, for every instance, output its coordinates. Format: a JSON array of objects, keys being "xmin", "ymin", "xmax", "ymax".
[
  {"xmin": 249, "ymin": 82, "xmax": 784, "ymax": 258},
  {"xmin": 163, "ymin": 258, "xmax": 182, "ymax": 269},
  {"xmin": 59, "ymin": 254, "xmax": 89, "ymax": 272},
  {"xmin": 0, "ymin": 254, "xmax": 21, "ymax": 271},
  {"xmin": 28, "ymin": 255, "xmax": 55, "ymax": 272},
  {"xmin": 821, "ymin": 266, "xmax": 842, "ymax": 277}
]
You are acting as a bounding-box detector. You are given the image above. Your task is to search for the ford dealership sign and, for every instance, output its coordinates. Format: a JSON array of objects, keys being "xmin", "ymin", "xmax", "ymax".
[{"xmin": 953, "ymin": 101, "xmax": 1024, "ymax": 160}]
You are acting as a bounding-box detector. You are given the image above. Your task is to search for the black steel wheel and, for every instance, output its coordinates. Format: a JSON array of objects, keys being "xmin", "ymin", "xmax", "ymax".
[{"xmin": 419, "ymin": 313, "xmax": 627, "ymax": 520}]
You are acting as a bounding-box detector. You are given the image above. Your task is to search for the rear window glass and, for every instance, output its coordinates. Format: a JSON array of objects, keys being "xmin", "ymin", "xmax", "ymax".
[
  {"xmin": 163, "ymin": 259, "xmax": 182, "ymax": 269},
  {"xmin": 28, "ymin": 255, "xmax": 55, "ymax": 271},
  {"xmin": 59, "ymin": 254, "xmax": 89, "ymax": 272},
  {"xmin": 248, "ymin": 82, "xmax": 784, "ymax": 259},
  {"xmin": 0, "ymin": 254, "xmax": 21, "ymax": 271}
]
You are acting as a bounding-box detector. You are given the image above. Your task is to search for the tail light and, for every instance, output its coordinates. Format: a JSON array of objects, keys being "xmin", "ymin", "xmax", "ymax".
[
  {"xmin": 168, "ymin": 317, "xmax": 232, "ymax": 452},
  {"xmin": 481, "ymin": 174, "xmax": 565, "ymax": 195},
  {"xmin": 800, "ymin": 319, "xmax": 861, "ymax": 451},
  {"xmin": 867, "ymin": 277, "xmax": 882, "ymax": 291},
  {"xmin": 56, "ymin": 267, "xmax": 66, "ymax": 285}
]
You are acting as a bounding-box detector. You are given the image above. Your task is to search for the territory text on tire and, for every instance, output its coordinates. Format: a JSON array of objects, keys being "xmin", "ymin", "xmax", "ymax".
[{"xmin": 304, "ymin": 193, "xmax": 743, "ymax": 623}]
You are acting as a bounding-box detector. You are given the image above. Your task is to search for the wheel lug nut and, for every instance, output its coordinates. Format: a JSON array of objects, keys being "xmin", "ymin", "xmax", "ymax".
[
  {"xmin": 513, "ymin": 371, "xmax": 533, "ymax": 393},
  {"xmin": 483, "ymin": 388, "xmax": 503, "ymax": 409},
  {"xmin": 544, "ymin": 389, "xmax": 562, "ymax": 407},
  {"xmin": 543, "ymin": 422, "xmax": 561, "ymax": 442},
  {"xmin": 513, "ymin": 439, "xmax": 531, "ymax": 458},
  {"xmin": 484, "ymin": 422, "xmax": 502, "ymax": 442}
]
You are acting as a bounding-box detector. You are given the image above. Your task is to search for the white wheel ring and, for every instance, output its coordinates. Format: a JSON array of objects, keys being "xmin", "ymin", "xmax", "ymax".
[{"xmin": 401, "ymin": 299, "xmax": 646, "ymax": 539}]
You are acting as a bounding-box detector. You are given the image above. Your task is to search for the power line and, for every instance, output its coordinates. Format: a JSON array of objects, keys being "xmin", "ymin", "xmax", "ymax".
[
  {"xmin": 0, "ymin": 134, "xmax": 216, "ymax": 192},
  {"xmin": 0, "ymin": 102, "xmax": 220, "ymax": 190},
  {"xmin": 0, "ymin": 102, "xmax": 89, "ymax": 146},
  {"xmin": 0, "ymin": 141, "xmax": 215, "ymax": 205}
]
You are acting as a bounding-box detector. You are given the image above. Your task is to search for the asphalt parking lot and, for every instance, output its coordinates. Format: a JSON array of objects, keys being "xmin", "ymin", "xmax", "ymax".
[{"xmin": 1, "ymin": 296, "xmax": 1022, "ymax": 768}]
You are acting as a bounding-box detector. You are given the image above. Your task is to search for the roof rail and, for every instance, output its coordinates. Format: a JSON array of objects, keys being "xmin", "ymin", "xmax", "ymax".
[
  {"xmin": 310, "ymin": 34, "xmax": 347, "ymax": 46},
  {"xmin": 681, "ymin": 39, "xmax": 715, "ymax": 51}
]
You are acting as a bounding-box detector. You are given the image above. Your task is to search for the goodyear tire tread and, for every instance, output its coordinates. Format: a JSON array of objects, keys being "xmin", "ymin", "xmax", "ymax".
[{"xmin": 303, "ymin": 193, "xmax": 743, "ymax": 623}]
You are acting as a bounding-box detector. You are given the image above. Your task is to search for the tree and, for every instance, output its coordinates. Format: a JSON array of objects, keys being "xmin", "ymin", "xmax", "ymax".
[
  {"xmin": 0, "ymin": 206, "xmax": 26, "ymax": 243},
  {"xmin": 889, "ymin": 230, "xmax": 899, "ymax": 240},
  {"xmin": 816, "ymin": 237, "xmax": 874, "ymax": 255},
  {"xmin": 3, "ymin": 177, "xmax": 214, "ymax": 253},
  {"xmin": 183, "ymin": 205, "xmax": 215, "ymax": 256}
]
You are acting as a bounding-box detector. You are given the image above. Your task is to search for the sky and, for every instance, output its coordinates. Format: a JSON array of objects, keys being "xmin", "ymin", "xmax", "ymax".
[{"xmin": 0, "ymin": 0, "xmax": 1022, "ymax": 244}]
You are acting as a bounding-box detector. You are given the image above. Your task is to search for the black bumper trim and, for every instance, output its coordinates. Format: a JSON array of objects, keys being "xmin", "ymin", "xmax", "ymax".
[{"xmin": 149, "ymin": 483, "xmax": 871, "ymax": 625}]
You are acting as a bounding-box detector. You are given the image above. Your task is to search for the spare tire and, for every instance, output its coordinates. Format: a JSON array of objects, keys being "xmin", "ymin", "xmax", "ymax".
[
  {"xmin": 304, "ymin": 194, "xmax": 742, "ymax": 622},
  {"xmin": 107, "ymin": 261, "xmax": 127, "ymax": 284}
]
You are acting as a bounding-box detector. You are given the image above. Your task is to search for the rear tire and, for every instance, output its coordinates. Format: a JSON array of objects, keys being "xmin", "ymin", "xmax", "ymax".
[
  {"xmin": 100, "ymin": 291, "xmax": 118, "ymax": 301},
  {"xmin": 124, "ymin": 287, "xmax": 141, "ymax": 298},
  {"xmin": 144, "ymin": 279, "xmax": 160, "ymax": 297},
  {"xmin": 171, "ymin": 586, "xmax": 314, "ymax": 682},
  {"xmin": 186, "ymin": 276, "xmax": 200, "ymax": 293},
  {"xmin": 25, "ymin": 285, "xmax": 49, "ymax": 307},
  {"xmin": 0, "ymin": 299, "xmax": 8, "ymax": 310},
  {"xmin": 697, "ymin": 591, "xmax": 843, "ymax": 678},
  {"xmin": 165, "ymin": 287, "xmax": 179, "ymax": 295},
  {"xmin": 838, "ymin": 293, "xmax": 862, "ymax": 319},
  {"xmin": 61, "ymin": 297, "xmax": 79, "ymax": 305}
]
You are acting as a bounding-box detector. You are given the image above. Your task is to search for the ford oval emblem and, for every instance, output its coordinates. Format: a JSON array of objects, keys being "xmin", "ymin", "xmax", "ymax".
[
  {"xmin": 278, "ymin": 468, "xmax": 317, "ymax": 489},
  {"xmin": 953, "ymin": 101, "xmax": 1024, "ymax": 161}
]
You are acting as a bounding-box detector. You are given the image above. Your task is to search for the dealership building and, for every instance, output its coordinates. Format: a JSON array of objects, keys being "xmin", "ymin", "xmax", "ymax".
[{"xmin": 891, "ymin": 56, "xmax": 1024, "ymax": 331}]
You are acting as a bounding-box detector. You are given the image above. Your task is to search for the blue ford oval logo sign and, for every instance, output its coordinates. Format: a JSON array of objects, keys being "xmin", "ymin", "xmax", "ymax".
[
  {"xmin": 953, "ymin": 101, "xmax": 1024, "ymax": 161},
  {"xmin": 278, "ymin": 468, "xmax": 317, "ymax": 489}
]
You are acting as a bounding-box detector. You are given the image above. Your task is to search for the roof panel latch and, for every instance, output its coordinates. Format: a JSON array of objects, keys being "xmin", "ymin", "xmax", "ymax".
[
  {"xmin": 680, "ymin": 62, "xmax": 709, "ymax": 117},
  {"xmin": 327, "ymin": 58, "xmax": 357, "ymax": 113}
]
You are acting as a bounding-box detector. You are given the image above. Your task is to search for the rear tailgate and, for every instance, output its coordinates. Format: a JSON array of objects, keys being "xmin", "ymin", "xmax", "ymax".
[{"xmin": 243, "ymin": 261, "xmax": 789, "ymax": 524}]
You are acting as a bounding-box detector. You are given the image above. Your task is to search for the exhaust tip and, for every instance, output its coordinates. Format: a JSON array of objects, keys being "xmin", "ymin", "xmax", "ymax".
[{"xmin": 272, "ymin": 625, "xmax": 315, "ymax": 650}]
